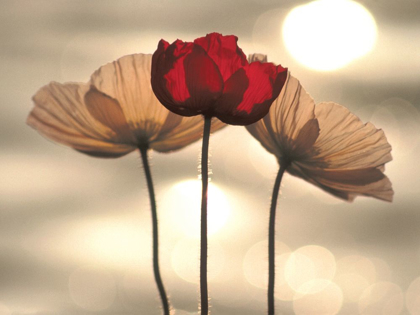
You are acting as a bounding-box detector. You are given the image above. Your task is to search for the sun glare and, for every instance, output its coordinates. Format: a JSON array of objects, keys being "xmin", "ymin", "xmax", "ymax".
[
  {"xmin": 163, "ymin": 179, "xmax": 230, "ymax": 238},
  {"xmin": 171, "ymin": 238, "xmax": 226, "ymax": 283},
  {"xmin": 282, "ymin": 0, "xmax": 377, "ymax": 71}
]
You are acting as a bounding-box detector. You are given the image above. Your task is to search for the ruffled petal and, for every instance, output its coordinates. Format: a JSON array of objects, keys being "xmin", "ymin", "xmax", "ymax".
[
  {"xmin": 246, "ymin": 68, "xmax": 393, "ymax": 202},
  {"xmin": 156, "ymin": 110, "xmax": 183, "ymax": 138},
  {"xmin": 151, "ymin": 40, "xmax": 223, "ymax": 116},
  {"xmin": 161, "ymin": 40, "xmax": 195, "ymax": 103},
  {"xmin": 214, "ymin": 62, "xmax": 287, "ymax": 125},
  {"xmin": 152, "ymin": 116, "xmax": 226, "ymax": 153},
  {"xmin": 246, "ymin": 116, "xmax": 281, "ymax": 158},
  {"xmin": 266, "ymin": 74, "xmax": 317, "ymax": 151},
  {"xmin": 30, "ymin": 53, "xmax": 223, "ymax": 156},
  {"xmin": 90, "ymin": 53, "xmax": 171, "ymax": 141},
  {"xmin": 183, "ymin": 45, "xmax": 224, "ymax": 113},
  {"xmin": 212, "ymin": 68, "xmax": 248, "ymax": 122},
  {"xmin": 91, "ymin": 52, "xmax": 217, "ymax": 152},
  {"xmin": 289, "ymin": 163, "xmax": 393, "ymax": 202},
  {"xmin": 237, "ymin": 62, "xmax": 287, "ymax": 118},
  {"xmin": 309, "ymin": 103, "xmax": 393, "ymax": 170},
  {"xmin": 194, "ymin": 33, "xmax": 247, "ymax": 82},
  {"xmin": 246, "ymin": 73, "xmax": 317, "ymax": 159},
  {"xmin": 84, "ymin": 87, "xmax": 135, "ymax": 144},
  {"xmin": 27, "ymin": 82, "xmax": 135, "ymax": 158},
  {"xmin": 293, "ymin": 119, "xmax": 320, "ymax": 157},
  {"xmin": 289, "ymin": 102, "xmax": 394, "ymax": 202},
  {"xmin": 151, "ymin": 40, "xmax": 175, "ymax": 108}
]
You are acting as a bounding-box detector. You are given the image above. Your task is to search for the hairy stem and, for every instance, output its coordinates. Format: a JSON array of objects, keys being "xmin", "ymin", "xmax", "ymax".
[
  {"xmin": 200, "ymin": 116, "xmax": 212, "ymax": 315},
  {"xmin": 139, "ymin": 146, "xmax": 170, "ymax": 315},
  {"xmin": 268, "ymin": 163, "xmax": 288, "ymax": 315}
]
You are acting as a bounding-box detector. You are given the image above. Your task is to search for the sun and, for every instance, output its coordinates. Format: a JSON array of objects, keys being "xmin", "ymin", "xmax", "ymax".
[
  {"xmin": 163, "ymin": 179, "xmax": 230, "ymax": 238},
  {"xmin": 282, "ymin": 0, "xmax": 377, "ymax": 71}
]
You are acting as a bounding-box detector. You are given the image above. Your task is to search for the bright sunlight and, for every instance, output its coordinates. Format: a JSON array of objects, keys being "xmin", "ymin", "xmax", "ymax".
[
  {"xmin": 163, "ymin": 179, "xmax": 230, "ymax": 238},
  {"xmin": 282, "ymin": 0, "xmax": 377, "ymax": 71}
]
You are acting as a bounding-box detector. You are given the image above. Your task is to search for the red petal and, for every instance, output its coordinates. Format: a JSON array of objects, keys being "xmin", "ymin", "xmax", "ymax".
[
  {"xmin": 151, "ymin": 38, "xmax": 223, "ymax": 116},
  {"xmin": 183, "ymin": 45, "xmax": 223, "ymax": 114},
  {"xmin": 163, "ymin": 40, "xmax": 195, "ymax": 103},
  {"xmin": 212, "ymin": 68, "xmax": 249, "ymax": 122},
  {"xmin": 194, "ymin": 33, "xmax": 247, "ymax": 82},
  {"xmin": 214, "ymin": 62, "xmax": 287, "ymax": 125},
  {"xmin": 151, "ymin": 39, "xmax": 169, "ymax": 80},
  {"xmin": 151, "ymin": 39, "xmax": 177, "ymax": 108}
]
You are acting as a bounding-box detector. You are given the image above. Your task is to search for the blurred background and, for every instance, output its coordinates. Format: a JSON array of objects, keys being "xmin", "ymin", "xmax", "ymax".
[{"xmin": 1, "ymin": 0, "xmax": 420, "ymax": 314}]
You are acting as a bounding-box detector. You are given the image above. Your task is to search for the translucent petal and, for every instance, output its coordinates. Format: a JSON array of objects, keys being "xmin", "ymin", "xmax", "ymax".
[
  {"xmin": 84, "ymin": 88, "xmax": 135, "ymax": 143},
  {"xmin": 310, "ymin": 103, "xmax": 392, "ymax": 170},
  {"xmin": 152, "ymin": 116, "xmax": 226, "ymax": 153},
  {"xmin": 27, "ymin": 82, "xmax": 134, "ymax": 157},
  {"xmin": 246, "ymin": 75, "xmax": 393, "ymax": 202},
  {"xmin": 246, "ymin": 73, "xmax": 317, "ymax": 158},
  {"xmin": 289, "ymin": 102, "xmax": 393, "ymax": 201},
  {"xmin": 90, "ymin": 53, "xmax": 175, "ymax": 140}
]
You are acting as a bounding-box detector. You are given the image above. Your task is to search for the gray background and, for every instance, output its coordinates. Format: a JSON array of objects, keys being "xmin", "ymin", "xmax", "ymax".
[{"xmin": 1, "ymin": 0, "xmax": 420, "ymax": 314}]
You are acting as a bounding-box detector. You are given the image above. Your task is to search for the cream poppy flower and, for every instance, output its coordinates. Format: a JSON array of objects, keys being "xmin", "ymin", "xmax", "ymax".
[
  {"xmin": 246, "ymin": 66, "xmax": 393, "ymax": 202},
  {"xmin": 27, "ymin": 53, "xmax": 224, "ymax": 157},
  {"xmin": 27, "ymin": 53, "xmax": 225, "ymax": 315},
  {"xmin": 247, "ymin": 54, "xmax": 393, "ymax": 315}
]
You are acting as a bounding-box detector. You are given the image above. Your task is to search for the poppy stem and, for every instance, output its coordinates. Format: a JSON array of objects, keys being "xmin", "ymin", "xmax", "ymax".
[
  {"xmin": 200, "ymin": 116, "xmax": 211, "ymax": 315},
  {"xmin": 268, "ymin": 162, "xmax": 288, "ymax": 315},
  {"xmin": 139, "ymin": 146, "xmax": 170, "ymax": 315}
]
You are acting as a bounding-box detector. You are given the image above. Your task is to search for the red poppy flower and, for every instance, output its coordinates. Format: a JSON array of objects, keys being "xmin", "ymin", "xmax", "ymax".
[{"xmin": 151, "ymin": 33, "xmax": 288, "ymax": 125}]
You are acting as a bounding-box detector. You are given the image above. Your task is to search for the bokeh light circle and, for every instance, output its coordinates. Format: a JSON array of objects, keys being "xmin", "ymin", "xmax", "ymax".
[
  {"xmin": 370, "ymin": 257, "xmax": 393, "ymax": 281},
  {"xmin": 335, "ymin": 273, "xmax": 370, "ymax": 303},
  {"xmin": 243, "ymin": 240, "xmax": 291, "ymax": 289},
  {"xmin": 293, "ymin": 280, "xmax": 343, "ymax": 315},
  {"xmin": 358, "ymin": 281, "xmax": 404, "ymax": 315},
  {"xmin": 274, "ymin": 253, "xmax": 300, "ymax": 301},
  {"xmin": 336, "ymin": 255, "xmax": 377, "ymax": 284},
  {"xmin": 82, "ymin": 219, "xmax": 150, "ymax": 267},
  {"xmin": 405, "ymin": 277, "xmax": 420, "ymax": 314},
  {"xmin": 0, "ymin": 303, "xmax": 11, "ymax": 315},
  {"xmin": 370, "ymin": 97, "xmax": 420, "ymax": 157},
  {"xmin": 283, "ymin": 0, "xmax": 377, "ymax": 71},
  {"xmin": 285, "ymin": 245, "xmax": 336, "ymax": 294},
  {"xmin": 171, "ymin": 238, "xmax": 225, "ymax": 284},
  {"xmin": 247, "ymin": 138, "xmax": 278, "ymax": 179}
]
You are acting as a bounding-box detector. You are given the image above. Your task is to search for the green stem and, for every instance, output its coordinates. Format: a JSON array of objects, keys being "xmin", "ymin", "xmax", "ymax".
[
  {"xmin": 200, "ymin": 116, "xmax": 211, "ymax": 315},
  {"xmin": 139, "ymin": 146, "xmax": 170, "ymax": 315},
  {"xmin": 268, "ymin": 163, "xmax": 288, "ymax": 315}
]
